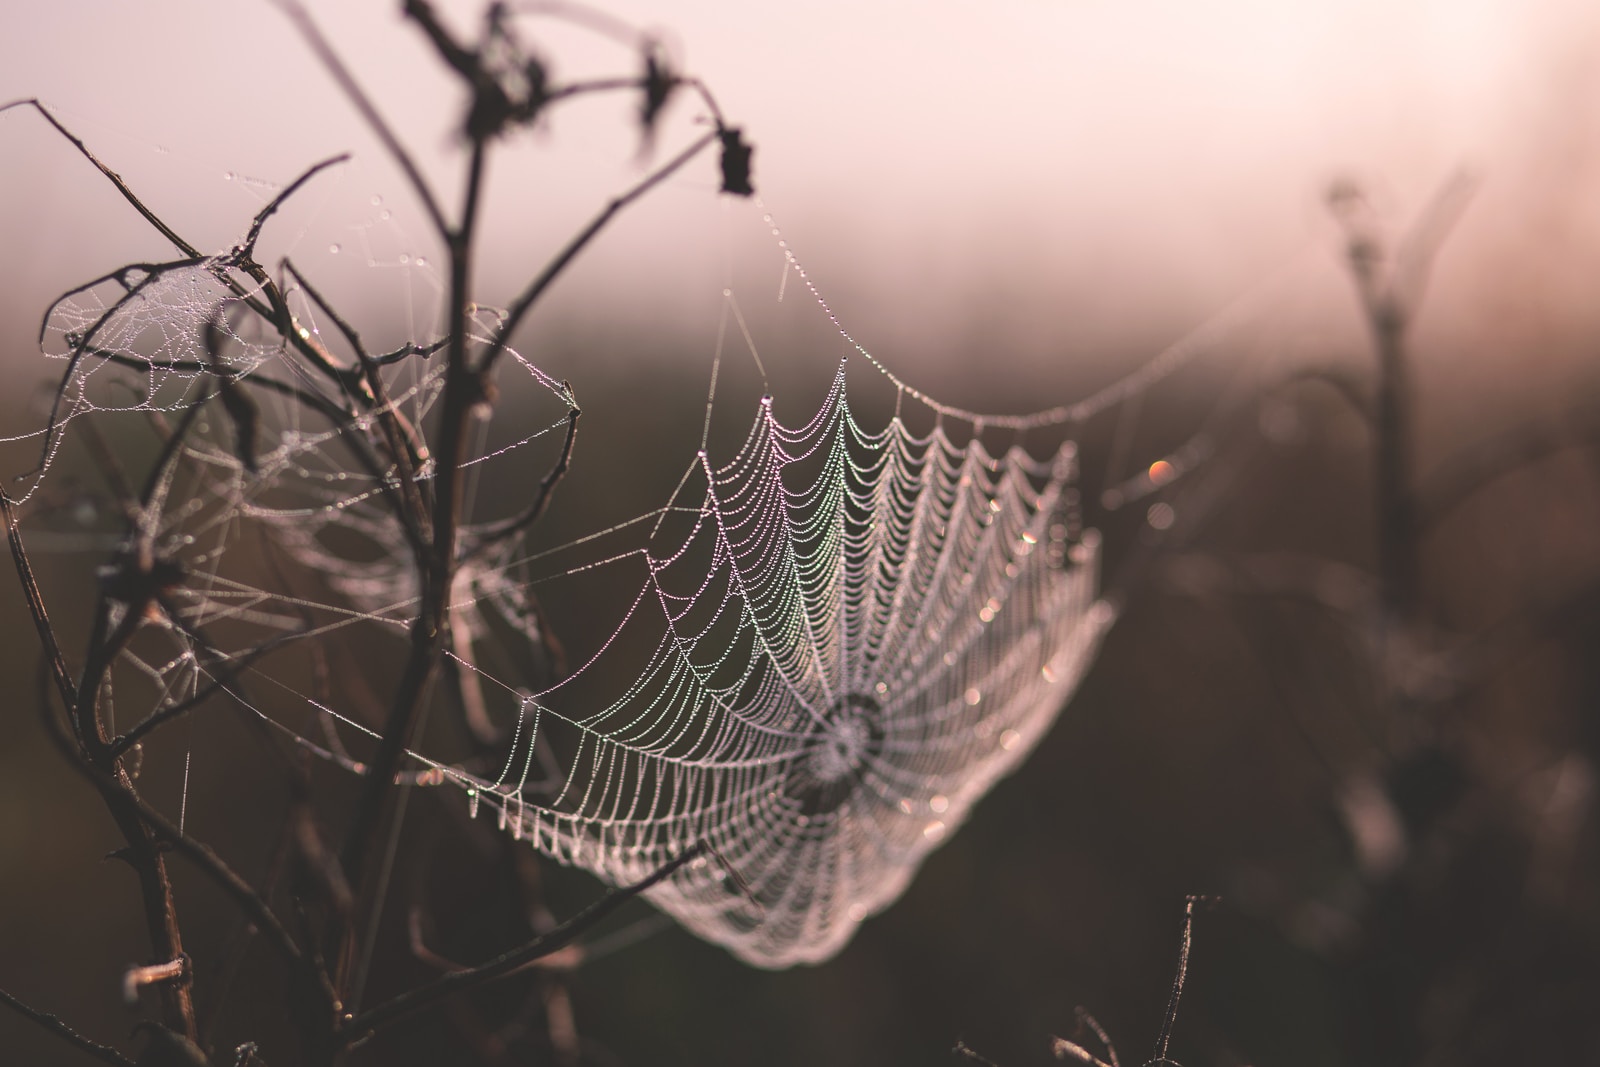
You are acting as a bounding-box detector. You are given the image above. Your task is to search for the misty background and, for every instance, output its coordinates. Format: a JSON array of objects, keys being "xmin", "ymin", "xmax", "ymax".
[{"xmin": 1, "ymin": 1, "xmax": 1598, "ymax": 1064}]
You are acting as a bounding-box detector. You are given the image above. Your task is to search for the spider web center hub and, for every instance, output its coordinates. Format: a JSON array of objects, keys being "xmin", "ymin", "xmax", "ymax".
[{"xmin": 787, "ymin": 692, "xmax": 884, "ymax": 816}]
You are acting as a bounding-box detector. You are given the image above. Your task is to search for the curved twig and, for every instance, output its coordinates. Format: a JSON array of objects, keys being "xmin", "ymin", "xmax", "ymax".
[
  {"xmin": 344, "ymin": 844, "xmax": 704, "ymax": 1041},
  {"xmin": 0, "ymin": 985, "xmax": 135, "ymax": 1067}
]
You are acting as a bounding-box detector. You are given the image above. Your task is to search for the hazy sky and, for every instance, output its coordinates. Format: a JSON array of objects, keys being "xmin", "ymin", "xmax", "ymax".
[{"xmin": 2, "ymin": 0, "xmax": 1597, "ymax": 406}]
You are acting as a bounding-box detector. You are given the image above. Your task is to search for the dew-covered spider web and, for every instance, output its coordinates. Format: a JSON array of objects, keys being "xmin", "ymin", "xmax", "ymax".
[{"xmin": 6, "ymin": 178, "xmax": 1264, "ymax": 967}]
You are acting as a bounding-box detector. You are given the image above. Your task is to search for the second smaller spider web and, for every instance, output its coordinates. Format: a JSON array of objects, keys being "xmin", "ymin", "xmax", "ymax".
[{"xmin": 3, "ymin": 258, "xmax": 281, "ymax": 502}]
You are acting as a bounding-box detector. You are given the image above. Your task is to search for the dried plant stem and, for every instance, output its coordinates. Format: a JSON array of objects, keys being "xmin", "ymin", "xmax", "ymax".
[
  {"xmin": 344, "ymin": 845, "xmax": 704, "ymax": 1041},
  {"xmin": 0, "ymin": 985, "xmax": 135, "ymax": 1067}
]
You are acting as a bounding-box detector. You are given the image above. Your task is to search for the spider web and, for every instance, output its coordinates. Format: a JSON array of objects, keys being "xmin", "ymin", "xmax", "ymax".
[{"xmin": 9, "ymin": 194, "xmax": 1259, "ymax": 969}]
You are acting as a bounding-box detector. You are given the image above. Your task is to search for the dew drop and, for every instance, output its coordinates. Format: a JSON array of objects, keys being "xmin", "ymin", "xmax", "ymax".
[
  {"xmin": 929, "ymin": 795, "xmax": 949, "ymax": 814},
  {"xmin": 371, "ymin": 194, "xmax": 383, "ymax": 206},
  {"xmin": 898, "ymin": 798, "xmax": 914, "ymax": 814},
  {"xmin": 848, "ymin": 902, "xmax": 869, "ymax": 923},
  {"xmin": 329, "ymin": 243, "xmax": 341, "ymax": 254},
  {"xmin": 999, "ymin": 729, "xmax": 1020, "ymax": 751},
  {"xmin": 1147, "ymin": 502, "xmax": 1176, "ymax": 530},
  {"xmin": 923, "ymin": 820, "xmax": 946, "ymax": 842},
  {"xmin": 965, "ymin": 687, "xmax": 982, "ymax": 706}
]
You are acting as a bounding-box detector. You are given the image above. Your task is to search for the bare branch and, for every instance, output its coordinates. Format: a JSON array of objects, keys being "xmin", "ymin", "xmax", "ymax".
[
  {"xmin": 345, "ymin": 844, "xmax": 704, "ymax": 1040},
  {"xmin": 0, "ymin": 99, "xmax": 202, "ymax": 259},
  {"xmin": 470, "ymin": 397, "xmax": 580, "ymax": 548},
  {"xmin": 952, "ymin": 1040, "xmax": 1003, "ymax": 1066},
  {"xmin": 479, "ymin": 129, "xmax": 717, "ymax": 377},
  {"xmin": 0, "ymin": 985, "xmax": 135, "ymax": 1067},
  {"xmin": 235, "ymin": 154, "xmax": 351, "ymax": 261},
  {"xmin": 271, "ymin": 0, "xmax": 450, "ymax": 239},
  {"xmin": 1151, "ymin": 897, "xmax": 1205, "ymax": 1066}
]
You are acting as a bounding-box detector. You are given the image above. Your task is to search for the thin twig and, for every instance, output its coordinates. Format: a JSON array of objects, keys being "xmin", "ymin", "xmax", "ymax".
[
  {"xmin": 1050, "ymin": 1037, "xmax": 1114, "ymax": 1067},
  {"xmin": 282, "ymin": 259, "xmax": 433, "ymax": 560},
  {"xmin": 479, "ymin": 129, "xmax": 718, "ymax": 377},
  {"xmin": 0, "ymin": 99, "xmax": 202, "ymax": 258},
  {"xmin": 5, "ymin": 485, "xmax": 198, "ymax": 1038},
  {"xmin": 235, "ymin": 154, "xmax": 351, "ymax": 261},
  {"xmin": 109, "ymin": 631, "xmax": 303, "ymax": 756},
  {"xmin": 1, "ymin": 490, "xmax": 76, "ymax": 708},
  {"xmin": 953, "ymin": 1040, "xmax": 1003, "ymax": 1066},
  {"xmin": 272, "ymin": 0, "xmax": 449, "ymax": 238},
  {"xmin": 0, "ymin": 985, "xmax": 135, "ymax": 1067},
  {"xmin": 123, "ymin": 958, "xmax": 188, "ymax": 1006},
  {"xmin": 470, "ymin": 397, "xmax": 580, "ymax": 548},
  {"xmin": 1150, "ymin": 897, "xmax": 1201, "ymax": 1066},
  {"xmin": 345, "ymin": 845, "xmax": 704, "ymax": 1040}
]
